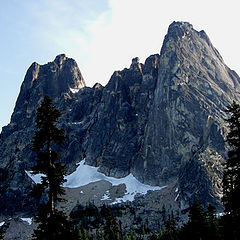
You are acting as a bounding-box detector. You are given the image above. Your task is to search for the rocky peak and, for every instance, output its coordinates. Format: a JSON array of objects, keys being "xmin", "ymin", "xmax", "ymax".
[
  {"xmin": 20, "ymin": 62, "xmax": 40, "ymax": 91},
  {"xmin": 165, "ymin": 21, "xmax": 193, "ymax": 40},
  {"xmin": 131, "ymin": 57, "xmax": 140, "ymax": 66},
  {"xmin": 133, "ymin": 21, "xmax": 240, "ymax": 208},
  {"xmin": 143, "ymin": 54, "xmax": 159, "ymax": 76},
  {"xmin": 54, "ymin": 53, "xmax": 67, "ymax": 66},
  {"xmin": 130, "ymin": 57, "xmax": 142, "ymax": 72},
  {"xmin": 93, "ymin": 83, "xmax": 103, "ymax": 90},
  {"xmin": 159, "ymin": 21, "xmax": 240, "ymax": 100},
  {"xmin": 10, "ymin": 54, "xmax": 85, "ymax": 128}
]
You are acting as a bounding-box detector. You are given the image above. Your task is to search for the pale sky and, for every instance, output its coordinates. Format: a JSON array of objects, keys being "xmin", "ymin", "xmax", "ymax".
[{"xmin": 0, "ymin": 0, "xmax": 240, "ymax": 131}]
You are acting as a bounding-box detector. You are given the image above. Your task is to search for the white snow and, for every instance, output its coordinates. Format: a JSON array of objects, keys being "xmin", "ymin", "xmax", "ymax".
[
  {"xmin": 25, "ymin": 170, "xmax": 45, "ymax": 184},
  {"xmin": 175, "ymin": 187, "xmax": 178, "ymax": 192},
  {"xmin": 101, "ymin": 190, "xmax": 111, "ymax": 201},
  {"xmin": 26, "ymin": 159, "xmax": 166, "ymax": 204},
  {"xmin": 63, "ymin": 160, "xmax": 107, "ymax": 188},
  {"xmin": 72, "ymin": 122, "xmax": 82, "ymax": 125},
  {"xmin": 175, "ymin": 193, "xmax": 179, "ymax": 201},
  {"xmin": 70, "ymin": 88, "xmax": 80, "ymax": 94},
  {"xmin": 80, "ymin": 190, "xmax": 84, "ymax": 194},
  {"xmin": 0, "ymin": 221, "xmax": 5, "ymax": 227},
  {"xmin": 216, "ymin": 212, "xmax": 224, "ymax": 217},
  {"xmin": 64, "ymin": 160, "xmax": 166, "ymax": 203},
  {"xmin": 20, "ymin": 218, "xmax": 32, "ymax": 225}
]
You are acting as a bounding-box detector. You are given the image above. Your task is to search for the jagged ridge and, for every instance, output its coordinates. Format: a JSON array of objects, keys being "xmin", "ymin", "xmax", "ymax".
[{"xmin": 1, "ymin": 22, "xmax": 240, "ymax": 216}]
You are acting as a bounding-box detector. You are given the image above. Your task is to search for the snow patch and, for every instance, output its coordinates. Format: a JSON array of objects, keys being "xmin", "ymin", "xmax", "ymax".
[
  {"xmin": 216, "ymin": 212, "xmax": 224, "ymax": 217},
  {"xmin": 64, "ymin": 160, "xmax": 166, "ymax": 203},
  {"xmin": 25, "ymin": 170, "xmax": 45, "ymax": 184},
  {"xmin": 26, "ymin": 160, "xmax": 166, "ymax": 204},
  {"xmin": 101, "ymin": 190, "xmax": 111, "ymax": 201},
  {"xmin": 20, "ymin": 218, "xmax": 32, "ymax": 225},
  {"xmin": 175, "ymin": 187, "xmax": 178, "ymax": 192},
  {"xmin": 70, "ymin": 88, "xmax": 80, "ymax": 94},
  {"xmin": 0, "ymin": 222, "xmax": 5, "ymax": 227},
  {"xmin": 175, "ymin": 193, "xmax": 179, "ymax": 201},
  {"xmin": 72, "ymin": 122, "xmax": 82, "ymax": 125}
]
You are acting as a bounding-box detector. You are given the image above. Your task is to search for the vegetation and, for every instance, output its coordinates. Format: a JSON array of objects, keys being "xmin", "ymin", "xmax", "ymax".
[
  {"xmin": 31, "ymin": 95, "xmax": 76, "ymax": 239},
  {"xmin": 222, "ymin": 101, "xmax": 240, "ymax": 239},
  {"xmin": 68, "ymin": 200, "xmax": 221, "ymax": 239},
  {"xmin": 70, "ymin": 203, "xmax": 124, "ymax": 239},
  {"xmin": 179, "ymin": 201, "xmax": 220, "ymax": 240},
  {"xmin": 0, "ymin": 222, "xmax": 8, "ymax": 240},
  {"xmin": 0, "ymin": 226, "xmax": 4, "ymax": 240}
]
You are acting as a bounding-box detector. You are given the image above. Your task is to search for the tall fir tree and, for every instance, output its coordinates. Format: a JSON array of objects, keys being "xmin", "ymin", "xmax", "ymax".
[
  {"xmin": 31, "ymin": 95, "xmax": 75, "ymax": 240},
  {"xmin": 222, "ymin": 101, "xmax": 240, "ymax": 239}
]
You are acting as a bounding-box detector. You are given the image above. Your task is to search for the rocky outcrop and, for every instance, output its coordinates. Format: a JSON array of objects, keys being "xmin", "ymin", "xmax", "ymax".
[
  {"xmin": 10, "ymin": 54, "xmax": 85, "ymax": 128},
  {"xmin": 82, "ymin": 55, "xmax": 159, "ymax": 177},
  {"xmin": 132, "ymin": 21, "xmax": 240, "ymax": 208},
  {"xmin": 1, "ymin": 21, "xmax": 240, "ymax": 215}
]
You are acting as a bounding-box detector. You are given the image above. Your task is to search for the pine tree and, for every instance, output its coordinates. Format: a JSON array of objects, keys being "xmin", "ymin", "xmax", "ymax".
[
  {"xmin": 31, "ymin": 95, "xmax": 75, "ymax": 240},
  {"xmin": 222, "ymin": 101, "xmax": 240, "ymax": 239}
]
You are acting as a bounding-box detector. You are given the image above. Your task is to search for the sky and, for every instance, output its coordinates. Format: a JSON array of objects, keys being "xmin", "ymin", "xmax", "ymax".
[{"xmin": 0, "ymin": 0, "xmax": 240, "ymax": 131}]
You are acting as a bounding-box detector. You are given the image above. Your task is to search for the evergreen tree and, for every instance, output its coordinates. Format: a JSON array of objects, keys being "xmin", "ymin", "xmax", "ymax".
[
  {"xmin": 205, "ymin": 204, "xmax": 219, "ymax": 240},
  {"xmin": 0, "ymin": 222, "xmax": 9, "ymax": 240},
  {"xmin": 103, "ymin": 209, "xmax": 120, "ymax": 240},
  {"xmin": 31, "ymin": 95, "xmax": 75, "ymax": 239},
  {"xmin": 222, "ymin": 101, "xmax": 240, "ymax": 239},
  {"xmin": 0, "ymin": 226, "xmax": 4, "ymax": 240},
  {"xmin": 149, "ymin": 232, "xmax": 158, "ymax": 240},
  {"xmin": 160, "ymin": 219, "xmax": 179, "ymax": 240},
  {"xmin": 180, "ymin": 200, "xmax": 208, "ymax": 240}
]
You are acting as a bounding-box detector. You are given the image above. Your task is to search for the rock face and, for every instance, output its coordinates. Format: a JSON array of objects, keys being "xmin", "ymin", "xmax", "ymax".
[
  {"xmin": 1, "ymin": 21, "xmax": 240, "ymax": 216},
  {"xmin": 132, "ymin": 21, "xmax": 240, "ymax": 208},
  {"xmin": 11, "ymin": 54, "xmax": 85, "ymax": 128},
  {"xmin": 0, "ymin": 54, "xmax": 85, "ymax": 215}
]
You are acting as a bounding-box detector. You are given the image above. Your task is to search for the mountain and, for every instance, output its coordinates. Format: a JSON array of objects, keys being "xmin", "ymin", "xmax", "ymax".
[{"xmin": 1, "ymin": 21, "xmax": 240, "ymax": 220}]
